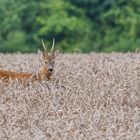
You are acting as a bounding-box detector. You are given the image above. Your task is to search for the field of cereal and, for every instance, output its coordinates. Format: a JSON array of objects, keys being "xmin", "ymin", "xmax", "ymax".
[{"xmin": 0, "ymin": 53, "xmax": 140, "ymax": 140}]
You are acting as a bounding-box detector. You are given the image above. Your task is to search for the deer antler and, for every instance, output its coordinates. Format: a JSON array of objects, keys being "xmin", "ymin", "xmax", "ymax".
[
  {"xmin": 41, "ymin": 39, "xmax": 47, "ymax": 52},
  {"xmin": 51, "ymin": 38, "xmax": 55, "ymax": 53}
]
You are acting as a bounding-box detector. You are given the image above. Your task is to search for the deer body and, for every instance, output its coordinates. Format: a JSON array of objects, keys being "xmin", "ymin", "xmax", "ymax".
[
  {"xmin": 0, "ymin": 38, "xmax": 58, "ymax": 83},
  {"xmin": 0, "ymin": 66, "xmax": 52, "ymax": 81},
  {"xmin": 0, "ymin": 70, "xmax": 32, "ymax": 80}
]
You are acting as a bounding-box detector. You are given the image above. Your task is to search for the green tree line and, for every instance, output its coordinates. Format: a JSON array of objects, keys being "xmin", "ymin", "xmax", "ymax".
[{"xmin": 0, "ymin": 0, "xmax": 140, "ymax": 53}]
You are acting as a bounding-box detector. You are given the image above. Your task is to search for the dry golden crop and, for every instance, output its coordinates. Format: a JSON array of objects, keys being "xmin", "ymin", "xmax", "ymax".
[{"xmin": 0, "ymin": 53, "xmax": 140, "ymax": 140}]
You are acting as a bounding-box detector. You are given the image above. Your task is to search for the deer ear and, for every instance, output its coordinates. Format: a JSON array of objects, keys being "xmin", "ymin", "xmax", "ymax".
[
  {"xmin": 37, "ymin": 49, "xmax": 42, "ymax": 55},
  {"xmin": 52, "ymin": 50, "xmax": 59, "ymax": 58},
  {"xmin": 38, "ymin": 49, "xmax": 46, "ymax": 60},
  {"xmin": 41, "ymin": 52, "xmax": 48, "ymax": 61}
]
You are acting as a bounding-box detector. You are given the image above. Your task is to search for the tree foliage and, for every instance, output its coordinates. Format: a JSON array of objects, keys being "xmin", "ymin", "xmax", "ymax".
[
  {"xmin": 36, "ymin": 0, "xmax": 93, "ymax": 52},
  {"xmin": 0, "ymin": 0, "xmax": 140, "ymax": 53}
]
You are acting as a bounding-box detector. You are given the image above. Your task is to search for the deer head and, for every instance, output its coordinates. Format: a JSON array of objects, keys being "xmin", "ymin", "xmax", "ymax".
[{"xmin": 39, "ymin": 38, "xmax": 58, "ymax": 79}]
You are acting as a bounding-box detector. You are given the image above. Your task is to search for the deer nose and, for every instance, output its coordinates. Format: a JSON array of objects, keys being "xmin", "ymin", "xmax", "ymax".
[{"xmin": 48, "ymin": 68, "xmax": 53, "ymax": 72}]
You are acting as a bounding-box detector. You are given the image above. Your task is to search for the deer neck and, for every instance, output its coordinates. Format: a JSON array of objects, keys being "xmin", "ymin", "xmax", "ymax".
[{"xmin": 37, "ymin": 65, "xmax": 52, "ymax": 80}]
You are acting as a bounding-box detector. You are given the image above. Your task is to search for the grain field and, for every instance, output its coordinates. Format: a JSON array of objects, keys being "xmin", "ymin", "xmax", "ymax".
[{"xmin": 0, "ymin": 53, "xmax": 140, "ymax": 140}]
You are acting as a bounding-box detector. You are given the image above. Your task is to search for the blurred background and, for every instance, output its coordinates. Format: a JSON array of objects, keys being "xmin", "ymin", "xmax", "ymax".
[{"xmin": 0, "ymin": 0, "xmax": 140, "ymax": 53}]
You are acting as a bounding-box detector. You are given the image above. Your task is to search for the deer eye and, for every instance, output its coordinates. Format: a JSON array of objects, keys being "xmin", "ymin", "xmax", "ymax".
[{"xmin": 45, "ymin": 61, "xmax": 48, "ymax": 64}]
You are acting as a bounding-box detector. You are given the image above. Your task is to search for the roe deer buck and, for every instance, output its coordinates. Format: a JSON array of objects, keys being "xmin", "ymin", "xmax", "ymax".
[{"xmin": 0, "ymin": 38, "xmax": 58, "ymax": 82}]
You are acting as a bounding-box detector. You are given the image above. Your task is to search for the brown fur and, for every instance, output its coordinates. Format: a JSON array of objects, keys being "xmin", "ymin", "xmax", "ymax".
[
  {"xmin": 0, "ymin": 70, "xmax": 33, "ymax": 80},
  {"xmin": 0, "ymin": 64, "xmax": 53, "ymax": 82},
  {"xmin": 0, "ymin": 38, "xmax": 58, "ymax": 83}
]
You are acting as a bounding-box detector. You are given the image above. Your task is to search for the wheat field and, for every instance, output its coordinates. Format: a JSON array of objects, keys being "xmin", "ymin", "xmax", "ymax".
[{"xmin": 0, "ymin": 53, "xmax": 140, "ymax": 140}]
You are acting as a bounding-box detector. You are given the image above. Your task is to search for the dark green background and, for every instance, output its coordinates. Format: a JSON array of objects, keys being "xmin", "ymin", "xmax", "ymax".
[{"xmin": 0, "ymin": 0, "xmax": 140, "ymax": 53}]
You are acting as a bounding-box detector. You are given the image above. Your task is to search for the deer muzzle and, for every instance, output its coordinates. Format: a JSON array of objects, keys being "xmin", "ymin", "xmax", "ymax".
[{"xmin": 48, "ymin": 68, "xmax": 53, "ymax": 72}]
